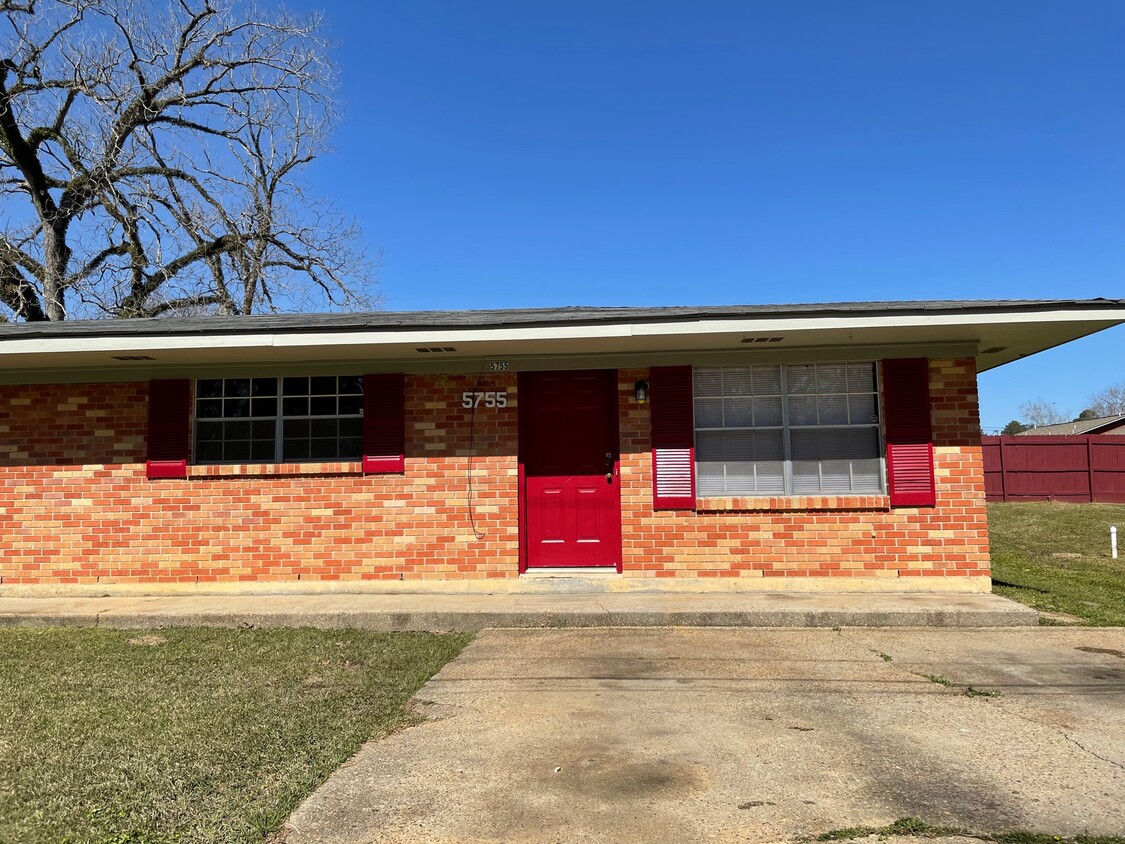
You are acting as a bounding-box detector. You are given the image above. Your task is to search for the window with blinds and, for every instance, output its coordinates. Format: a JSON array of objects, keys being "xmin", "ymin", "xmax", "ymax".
[{"xmin": 693, "ymin": 363, "xmax": 883, "ymax": 496}]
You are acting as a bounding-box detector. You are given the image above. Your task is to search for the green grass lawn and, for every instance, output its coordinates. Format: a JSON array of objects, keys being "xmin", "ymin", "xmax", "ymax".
[
  {"xmin": 989, "ymin": 501, "xmax": 1125, "ymax": 626},
  {"xmin": 0, "ymin": 627, "xmax": 471, "ymax": 844}
]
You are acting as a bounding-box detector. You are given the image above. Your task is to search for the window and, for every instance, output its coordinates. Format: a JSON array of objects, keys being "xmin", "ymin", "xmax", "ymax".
[
  {"xmin": 194, "ymin": 376, "xmax": 363, "ymax": 464},
  {"xmin": 693, "ymin": 363, "xmax": 883, "ymax": 496}
]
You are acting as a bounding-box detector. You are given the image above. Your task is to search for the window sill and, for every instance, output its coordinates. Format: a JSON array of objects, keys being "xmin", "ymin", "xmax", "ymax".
[
  {"xmin": 188, "ymin": 462, "xmax": 363, "ymax": 478},
  {"xmin": 696, "ymin": 494, "xmax": 891, "ymax": 512}
]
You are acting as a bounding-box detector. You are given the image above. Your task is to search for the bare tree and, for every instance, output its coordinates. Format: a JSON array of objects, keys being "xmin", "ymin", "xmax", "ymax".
[
  {"xmin": 0, "ymin": 0, "xmax": 377, "ymax": 321},
  {"xmin": 1018, "ymin": 398, "xmax": 1070, "ymax": 429},
  {"xmin": 1088, "ymin": 382, "xmax": 1125, "ymax": 417}
]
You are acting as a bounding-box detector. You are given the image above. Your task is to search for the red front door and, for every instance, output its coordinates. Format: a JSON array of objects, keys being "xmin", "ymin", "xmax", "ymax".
[{"xmin": 520, "ymin": 370, "xmax": 621, "ymax": 569}]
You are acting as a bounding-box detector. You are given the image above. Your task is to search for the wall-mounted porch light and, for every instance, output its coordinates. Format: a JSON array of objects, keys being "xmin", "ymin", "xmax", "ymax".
[{"xmin": 634, "ymin": 379, "xmax": 649, "ymax": 404}]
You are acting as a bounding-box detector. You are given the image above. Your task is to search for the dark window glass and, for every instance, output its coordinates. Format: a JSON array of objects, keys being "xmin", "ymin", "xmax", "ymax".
[
  {"xmin": 224, "ymin": 440, "xmax": 251, "ymax": 461},
  {"xmin": 339, "ymin": 395, "xmax": 362, "ymax": 415},
  {"xmin": 312, "ymin": 439, "xmax": 337, "ymax": 459},
  {"xmin": 340, "ymin": 437, "xmax": 362, "ymax": 457},
  {"xmin": 284, "ymin": 439, "xmax": 310, "ymax": 460},
  {"xmin": 251, "ymin": 440, "xmax": 275, "ymax": 461},
  {"xmin": 227, "ymin": 379, "xmax": 251, "ymax": 398},
  {"xmin": 311, "ymin": 376, "xmax": 337, "ymax": 395},
  {"xmin": 339, "ymin": 418, "xmax": 362, "ymax": 438},
  {"xmin": 224, "ymin": 398, "xmax": 250, "ymax": 418},
  {"xmin": 251, "ymin": 397, "xmax": 277, "ymax": 418},
  {"xmin": 310, "ymin": 396, "xmax": 337, "ymax": 416},
  {"xmin": 339, "ymin": 375, "xmax": 363, "ymax": 394},
  {"xmin": 197, "ymin": 399, "xmax": 222, "ymax": 419},
  {"xmin": 312, "ymin": 419, "xmax": 338, "ymax": 438},
  {"xmin": 196, "ymin": 442, "xmax": 222, "ymax": 462},
  {"xmin": 282, "ymin": 397, "xmax": 308, "ymax": 416},
  {"xmin": 251, "ymin": 378, "xmax": 277, "ymax": 397},
  {"xmin": 283, "ymin": 377, "xmax": 309, "ymax": 396},
  {"xmin": 197, "ymin": 421, "xmax": 223, "ymax": 442},
  {"xmin": 197, "ymin": 380, "xmax": 223, "ymax": 398}
]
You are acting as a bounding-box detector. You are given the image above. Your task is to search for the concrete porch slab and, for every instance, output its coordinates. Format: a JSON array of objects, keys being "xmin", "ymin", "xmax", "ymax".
[{"xmin": 0, "ymin": 591, "xmax": 1037, "ymax": 630}]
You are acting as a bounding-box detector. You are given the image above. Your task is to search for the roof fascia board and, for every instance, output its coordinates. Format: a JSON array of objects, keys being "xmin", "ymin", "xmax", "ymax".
[
  {"xmin": 629, "ymin": 307, "xmax": 1125, "ymax": 336},
  {"xmin": 2, "ymin": 305, "xmax": 1120, "ymax": 358}
]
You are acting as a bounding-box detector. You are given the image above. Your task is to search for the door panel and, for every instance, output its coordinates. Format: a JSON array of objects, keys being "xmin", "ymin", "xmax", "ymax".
[
  {"xmin": 576, "ymin": 487, "xmax": 599, "ymax": 541},
  {"xmin": 520, "ymin": 370, "xmax": 620, "ymax": 569},
  {"xmin": 539, "ymin": 487, "xmax": 564, "ymax": 543}
]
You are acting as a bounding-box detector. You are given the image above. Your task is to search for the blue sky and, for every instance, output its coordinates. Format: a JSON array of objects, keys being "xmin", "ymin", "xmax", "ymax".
[{"xmin": 291, "ymin": 0, "xmax": 1124, "ymax": 430}]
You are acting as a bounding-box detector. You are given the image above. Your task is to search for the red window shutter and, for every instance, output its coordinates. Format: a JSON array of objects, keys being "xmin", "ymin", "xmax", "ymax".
[
  {"xmin": 363, "ymin": 373, "xmax": 405, "ymax": 474},
  {"xmin": 147, "ymin": 379, "xmax": 190, "ymax": 479},
  {"xmin": 650, "ymin": 366, "xmax": 696, "ymax": 510},
  {"xmin": 882, "ymin": 358, "xmax": 936, "ymax": 507}
]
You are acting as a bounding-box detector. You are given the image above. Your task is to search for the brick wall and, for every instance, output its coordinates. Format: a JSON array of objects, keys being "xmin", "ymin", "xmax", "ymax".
[
  {"xmin": 618, "ymin": 358, "xmax": 990, "ymax": 580},
  {"xmin": 0, "ymin": 374, "xmax": 519, "ymax": 586},
  {"xmin": 0, "ymin": 360, "xmax": 989, "ymax": 588}
]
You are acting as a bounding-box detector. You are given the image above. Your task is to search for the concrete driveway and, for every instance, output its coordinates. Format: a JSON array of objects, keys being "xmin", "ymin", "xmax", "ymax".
[{"xmin": 285, "ymin": 628, "xmax": 1125, "ymax": 844}]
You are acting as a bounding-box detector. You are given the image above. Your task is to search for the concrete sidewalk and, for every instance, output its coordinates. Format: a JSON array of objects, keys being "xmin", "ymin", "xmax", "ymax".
[{"xmin": 0, "ymin": 591, "xmax": 1037, "ymax": 630}]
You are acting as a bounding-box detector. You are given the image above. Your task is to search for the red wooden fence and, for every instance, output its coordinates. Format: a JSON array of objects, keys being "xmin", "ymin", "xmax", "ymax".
[{"xmin": 982, "ymin": 435, "xmax": 1125, "ymax": 503}]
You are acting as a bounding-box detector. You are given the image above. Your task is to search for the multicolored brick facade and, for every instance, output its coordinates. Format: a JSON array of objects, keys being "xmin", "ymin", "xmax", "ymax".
[
  {"xmin": 0, "ymin": 358, "xmax": 989, "ymax": 591},
  {"xmin": 619, "ymin": 360, "xmax": 989, "ymax": 582}
]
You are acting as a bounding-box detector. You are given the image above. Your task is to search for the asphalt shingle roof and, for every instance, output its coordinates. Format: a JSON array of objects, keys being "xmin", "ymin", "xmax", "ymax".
[
  {"xmin": 1017, "ymin": 414, "xmax": 1125, "ymax": 436},
  {"xmin": 1, "ymin": 298, "xmax": 1123, "ymax": 340}
]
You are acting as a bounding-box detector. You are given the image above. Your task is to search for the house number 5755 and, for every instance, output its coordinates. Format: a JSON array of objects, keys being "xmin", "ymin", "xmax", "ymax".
[{"xmin": 462, "ymin": 391, "xmax": 508, "ymax": 408}]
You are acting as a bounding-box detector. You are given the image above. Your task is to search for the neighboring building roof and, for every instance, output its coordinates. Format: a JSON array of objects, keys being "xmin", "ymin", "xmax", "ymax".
[
  {"xmin": 1, "ymin": 298, "xmax": 1123, "ymax": 384},
  {"xmin": 1018, "ymin": 414, "xmax": 1125, "ymax": 436}
]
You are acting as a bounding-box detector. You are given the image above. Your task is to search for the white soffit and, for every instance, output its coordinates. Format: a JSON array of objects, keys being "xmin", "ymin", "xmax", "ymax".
[{"xmin": 0, "ymin": 302, "xmax": 1122, "ymax": 379}]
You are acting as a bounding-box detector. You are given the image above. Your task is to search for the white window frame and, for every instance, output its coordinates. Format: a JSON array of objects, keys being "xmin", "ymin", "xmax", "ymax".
[
  {"xmin": 693, "ymin": 362, "xmax": 886, "ymax": 497},
  {"xmin": 192, "ymin": 375, "xmax": 364, "ymax": 465}
]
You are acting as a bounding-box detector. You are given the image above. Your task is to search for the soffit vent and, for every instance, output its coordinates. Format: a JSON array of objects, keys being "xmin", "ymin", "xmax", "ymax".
[
  {"xmin": 740, "ymin": 337, "xmax": 784, "ymax": 344},
  {"xmin": 415, "ymin": 347, "xmax": 457, "ymax": 353},
  {"xmin": 111, "ymin": 355, "xmax": 156, "ymax": 361}
]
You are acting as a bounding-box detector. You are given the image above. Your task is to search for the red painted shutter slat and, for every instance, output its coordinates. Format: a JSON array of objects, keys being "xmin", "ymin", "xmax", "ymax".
[
  {"xmin": 882, "ymin": 358, "xmax": 936, "ymax": 507},
  {"xmin": 363, "ymin": 373, "xmax": 405, "ymax": 474},
  {"xmin": 146, "ymin": 379, "xmax": 190, "ymax": 479},
  {"xmin": 650, "ymin": 365, "xmax": 695, "ymax": 510}
]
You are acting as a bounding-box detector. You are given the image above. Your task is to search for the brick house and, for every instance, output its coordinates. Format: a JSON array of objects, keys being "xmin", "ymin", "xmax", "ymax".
[{"xmin": 2, "ymin": 299, "xmax": 1122, "ymax": 595}]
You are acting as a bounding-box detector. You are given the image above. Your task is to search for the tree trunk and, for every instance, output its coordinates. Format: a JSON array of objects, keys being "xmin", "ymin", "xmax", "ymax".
[{"xmin": 42, "ymin": 222, "xmax": 69, "ymax": 321}]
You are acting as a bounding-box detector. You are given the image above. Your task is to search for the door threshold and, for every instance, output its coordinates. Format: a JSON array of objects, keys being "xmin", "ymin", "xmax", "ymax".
[{"xmin": 521, "ymin": 567, "xmax": 622, "ymax": 578}]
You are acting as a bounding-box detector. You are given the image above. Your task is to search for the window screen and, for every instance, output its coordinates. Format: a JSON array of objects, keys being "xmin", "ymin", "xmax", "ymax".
[{"xmin": 693, "ymin": 363, "xmax": 883, "ymax": 496}]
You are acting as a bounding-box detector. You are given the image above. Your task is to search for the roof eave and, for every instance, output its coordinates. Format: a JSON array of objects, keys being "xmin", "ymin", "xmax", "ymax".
[{"xmin": 0, "ymin": 300, "xmax": 1122, "ymax": 383}]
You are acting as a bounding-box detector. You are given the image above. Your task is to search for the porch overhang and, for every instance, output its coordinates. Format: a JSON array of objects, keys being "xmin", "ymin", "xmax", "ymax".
[{"xmin": 0, "ymin": 298, "xmax": 1122, "ymax": 383}]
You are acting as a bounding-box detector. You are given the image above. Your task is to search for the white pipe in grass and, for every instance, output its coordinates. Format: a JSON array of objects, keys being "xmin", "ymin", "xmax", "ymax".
[{"xmin": 1112, "ymin": 526, "xmax": 1118, "ymax": 560}]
